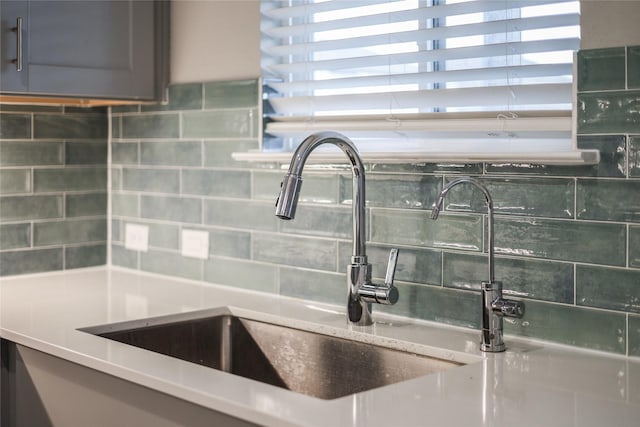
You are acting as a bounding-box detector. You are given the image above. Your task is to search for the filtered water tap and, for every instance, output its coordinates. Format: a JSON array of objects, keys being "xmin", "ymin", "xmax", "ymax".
[{"xmin": 431, "ymin": 177, "xmax": 524, "ymax": 352}]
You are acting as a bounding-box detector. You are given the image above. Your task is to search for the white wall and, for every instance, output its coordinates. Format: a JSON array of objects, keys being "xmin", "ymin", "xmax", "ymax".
[
  {"xmin": 170, "ymin": 0, "xmax": 260, "ymax": 83},
  {"xmin": 169, "ymin": 0, "xmax": 640, "ymax": 84},
  {"xmin": 580, "ymin": 0, "xmax": 640, "ymax": 49}
]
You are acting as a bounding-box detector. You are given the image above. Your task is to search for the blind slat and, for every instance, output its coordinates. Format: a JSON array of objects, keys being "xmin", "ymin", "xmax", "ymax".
[
  {"xmin": 264, "ymin": 14, "xmax": 579, "ymax": 58},
  {"xmin": 265, "ymin": 0, "xmax": 575, "ymax": 38},
  {"xmin": 265, "ymin": 38, "xmax": 579, "ymax": 76},
  {"xmin": 268, "ymin": 63, "xmax": 573, "ymax": 94},
  {"xmin": 269, "ymin": 84, "xmax": 573, "ymax": 115}
]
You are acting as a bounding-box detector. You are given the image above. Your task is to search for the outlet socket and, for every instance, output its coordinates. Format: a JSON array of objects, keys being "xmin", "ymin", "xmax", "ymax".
[
  {"xmin": 181, "ymin": 229, "xmax": 209, "ymax": 259},
  {"xmin": 125, "ymin": 223, "xmax": 149, "ymax": 252}
]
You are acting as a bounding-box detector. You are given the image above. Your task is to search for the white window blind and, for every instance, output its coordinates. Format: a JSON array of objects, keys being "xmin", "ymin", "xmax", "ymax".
[{"xmin": 240, "ymin": 0, "xmax": 598, "ymax": 164}]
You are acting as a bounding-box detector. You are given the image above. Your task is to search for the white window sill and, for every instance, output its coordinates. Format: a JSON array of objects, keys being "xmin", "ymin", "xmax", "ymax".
[{"xmin": 231, "ymin": 149, "xmax": 600, "ymax": 165}]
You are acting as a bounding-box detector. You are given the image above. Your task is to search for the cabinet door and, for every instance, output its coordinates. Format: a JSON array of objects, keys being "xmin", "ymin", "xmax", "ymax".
[
  {"xmin": 0, "ymin": 1, "xmax": 28, "ymax": 92},
  {"xmin": 2, "ymin": 343, "xmax": 257, "ymax": 427},
  {"xmin": 1, "ymin": 0, "xmax": 164, "ymax": 100}
]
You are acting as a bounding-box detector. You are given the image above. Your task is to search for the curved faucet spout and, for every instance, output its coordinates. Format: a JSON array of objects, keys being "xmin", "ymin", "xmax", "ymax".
[
  {"xmin": 431, "ymin": 177, "xmax": 495, "ymax": 282},
  {"xmin": 275, "ymin": 132, "xmax": 399, "ymax": 326},
  {"xmin": 275, "ymin": 131, "xmax": 366, "ymax": 259}
]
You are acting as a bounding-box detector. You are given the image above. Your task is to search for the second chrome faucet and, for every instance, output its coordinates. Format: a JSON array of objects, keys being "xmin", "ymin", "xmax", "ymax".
[{"xmin": 431, "ymin": 177, "xmax": 525, "ymax": 352}]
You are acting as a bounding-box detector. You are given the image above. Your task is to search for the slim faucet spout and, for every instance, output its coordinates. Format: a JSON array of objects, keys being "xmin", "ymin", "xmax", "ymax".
[
  {"xmin": 275, "ymin": 132, "xmax": 399, "ymax": 326},
  {"xmin": 431, "ymin": 177, "xmax": 524, "ymax": 352},
  {"xmin": 275, "ymin": 132, "xmax": 366, "ymax": 259}
]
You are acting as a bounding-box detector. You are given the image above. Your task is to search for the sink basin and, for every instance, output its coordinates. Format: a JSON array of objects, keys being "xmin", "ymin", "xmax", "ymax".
[{"xmin": 81, "ymin": 309, "xmax": 463, "ymax": 400}]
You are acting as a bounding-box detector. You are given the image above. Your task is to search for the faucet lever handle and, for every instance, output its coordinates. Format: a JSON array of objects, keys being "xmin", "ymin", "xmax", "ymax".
[
  {"xmin": 492, "ymin": 297, "xmax": 525, "ymax": 318},
  {"xmin": 357, "ymin": 248, "xmax": 400, "ymax": 306},
  {"xmin": 384, "ymin": 248, "xmax": 399, "ymax": 286}
]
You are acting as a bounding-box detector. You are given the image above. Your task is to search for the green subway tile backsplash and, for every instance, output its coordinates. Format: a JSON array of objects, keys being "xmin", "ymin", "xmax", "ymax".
[
  {"xmin": 204, "ymin": 140, "xmax": 260, "ymax": 168},
  {"xmin": 443, "ymin": 252, "xmax": 574, "ymax": 304},
  {"xmin": 629, "ymin": 315, "xmax": 640, "ymax": 357},
  {"xmin": 182, "ymin": 109, "xmax": 257, "ymax": 139},
  {"xmin": 252, "ymin": 233, "xmax": 337, "ymax": 271},
  {"xmin": 0, "ymin": 113, "xmax": 31, "ymax": 139},
  {"xmin": 628, "ymin": 46, "xmax": 640, "ymax": 89},
  {"xmin": 208, "ymin": 228, "xmax": 251, "ymax": 259},
  {"xmin": 495, "ymin": 217, "xmax": 626, "ymax": 266},
  {"xmin": 140, "ymin": 141, "xmax": 202, "ymax": 166},
  {"xmin": 631, "ymin": 226, "xmax": 640, "ymax": 268},
  {"xmin": 5, "ymin": 54, "xmax": 640, "ymax": 356},
  {"xmin": 142, "ymin": 83, "xmax": 203, "ymax": 112},
  {"xmin": 345, "ymin": 174, "xmax": 440, "ymax": 209},
  {"xmin": 576, "ymin": 265, "xmax": 640, "ymax": 313},
  {"xmin": 577, "ymin": 47, "xmax": 626, "ymax": 91},
  {"xmin": 371, "ymin": 209, "xmax": 482, "ymax": 251},
  {"xmin": 65, "ymin": 244, "xmax": 107, "ymax": 269},
  {"xmin": 203, "ymin": 199, "xmax": 277, "ymax": 231},
  {"xmin": 140, "ymin": 249, "xmax": 202, "ymax": 281},
  {"xmin": 0, "ymin": 105, "xmax": 109, "ymax": 275},
  {"xmin": 253, "ymin": 171, "xmax": 338, "ymax": 204},
  {"xmin": 576, "ymin": 135, "xmax": 626, "ymax": 178},
  {"xmin": 388, "ymin": 283, "xmax": 481, "ymax": 329},
  {"xmin": 146, "ymin": 222, "xmax": 179, "ymax": 250},
  {"xmin": 0, "ymin": 223, "xmax": 31, "ymax": 250},
  {"xmin": 630, "ymin": 136, "xmax": 640, "ymax": 177},
  {"xmin": 0, "ymin": 141, "xmax": 63, "ymax": 166},
  {"xmin": 181, "ymin": 169, "xmax": 251, "ymax": 198},
  {"xmin": 34, "ymin": 167, "xmax": 107, "ymax": 192},
  {"xmin": 65, "ymin": 193, "xmax": 107, "ymax": 217},
  {"xmin": 578, "ymin": 90, "xmax": 640, "ymax": 134},
  {"xmin": 577, "ymin": 179, "xmax": 640, "ymax": 221},
  {"xmin": 0, "ymin": 195, "xmax": 63, "ymax": 221},
  {"xmin": 279, "ymin": 267, "xmax": 345, "ymax": 305},
  {"xmin": 444, "ymin": 177, "xmax": 574, "ymax": 218},
  {"xmin": 112, "ymin": 142, "xmax": 139, "ymax": 164},
  {"xmin": 141, "ymin": 195, "xmax": 201, "ymax": 223},
  {"xmin": 0, "ymin": 169, "xmax": 31, "ymax": 194},
  {"xmin": 34, "ymin": 113, "xmax": 107, "ymax": 139},
  {"xmin": 205, "ymin": 257, "xmax": 278, "ymax": 294},
  {"xmin": 505, "ymin": 300, "xmax": 627, "ymax": 354},
  {"xmin": 204, "ymin": 80, "xmax": 259, "ymax": 109},
  {"xmin": 111, "ymin": 244, "xmax": 138, "ymax": 269},
  {"xmin": 111, "ymin": 193, "xmax": 139, "ymax": 217},
  {"xmin": 280, "ymin": 204, "xmax": 352, "ymax": 239},
  {"xmin": 33, "ymin": 218, "xmax": 106, "ymax": 245},
  {"xmin": 65, "ymin": 142, "xmax": 108, "ymax": 165},
  {"xmin": 122, "ymin": 168, "xmax": 180, "ymax": 193},
  {"xmin": 0, "ymin": 248, "xmax": 63, "ymax": 276},
  {"xmin": 122, "ymin": 113, "xmax": 180, "ymax": 139}
]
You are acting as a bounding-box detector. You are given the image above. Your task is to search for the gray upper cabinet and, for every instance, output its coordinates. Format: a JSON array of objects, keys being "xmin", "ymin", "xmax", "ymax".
[{"xmin": 1, "ymin": 0, "xmax": 168, "ymax": 101}]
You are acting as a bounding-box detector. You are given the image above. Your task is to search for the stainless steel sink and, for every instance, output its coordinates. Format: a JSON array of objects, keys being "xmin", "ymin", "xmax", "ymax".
[{"xmin": 81, "ymin": 309, "xmax": 463, "ymax": 400}]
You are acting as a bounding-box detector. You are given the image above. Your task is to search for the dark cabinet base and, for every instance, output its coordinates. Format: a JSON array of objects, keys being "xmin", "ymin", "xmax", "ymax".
[{"xmin": 0, "ymin": 341, "xmax": 256, "ymax": 427}]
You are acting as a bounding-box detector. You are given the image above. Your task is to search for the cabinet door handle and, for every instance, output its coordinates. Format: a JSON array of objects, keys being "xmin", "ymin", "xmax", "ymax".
[{"xmin": 11, "ymin": 17, "xmax": 23, "ymax": 72}]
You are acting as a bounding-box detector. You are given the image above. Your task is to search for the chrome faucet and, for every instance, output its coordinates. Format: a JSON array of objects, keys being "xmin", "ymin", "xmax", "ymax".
[
  {"xmin": 431, "ymin": 177, "xmax": 525, "ymax": 352},
  {"xmin": 275, "ymin": 131, "xmax": 399, "ymax": 326}
]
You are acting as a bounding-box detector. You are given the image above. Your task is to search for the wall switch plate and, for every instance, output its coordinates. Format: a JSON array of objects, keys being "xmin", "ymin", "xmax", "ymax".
[
  {"xmin": 181, "ymin": 229, "xmax": 209, "ymax": 259},
  {"xmin": 124, "ymin": 223, "xmax": 149, "ymax": 252}
]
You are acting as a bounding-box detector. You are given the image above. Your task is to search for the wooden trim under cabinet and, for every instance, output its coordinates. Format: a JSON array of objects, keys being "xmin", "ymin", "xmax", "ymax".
[{"xmin": 0, "ymin": 95, "xmax": 158, "ymax": 108}]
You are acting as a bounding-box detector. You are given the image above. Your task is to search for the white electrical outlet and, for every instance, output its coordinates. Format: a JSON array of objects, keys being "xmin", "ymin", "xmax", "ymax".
[
  {"xmin": 181, "ymin": 229, "xmax": 209, "ymax": 259},
  {"xmin": 124, "ymin": 223, "xmax": 149, "ymax": 252}
]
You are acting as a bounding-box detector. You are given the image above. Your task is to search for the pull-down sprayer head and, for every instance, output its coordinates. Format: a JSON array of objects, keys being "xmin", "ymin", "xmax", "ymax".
[{"xmin": 275, "ymin": 173, "xmax": 303, "ymax": 220}]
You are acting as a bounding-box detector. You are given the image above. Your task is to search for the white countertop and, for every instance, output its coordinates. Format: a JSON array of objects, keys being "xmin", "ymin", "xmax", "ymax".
[{"xmin": 1, "ymin": 267, "xmax": 639, "ymax": 427}]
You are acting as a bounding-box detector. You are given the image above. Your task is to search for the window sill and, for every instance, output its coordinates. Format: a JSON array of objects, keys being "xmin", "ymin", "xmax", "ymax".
[{"xmin": 231, "ymin": 149, "xmax": 600, "ymax": 166}]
